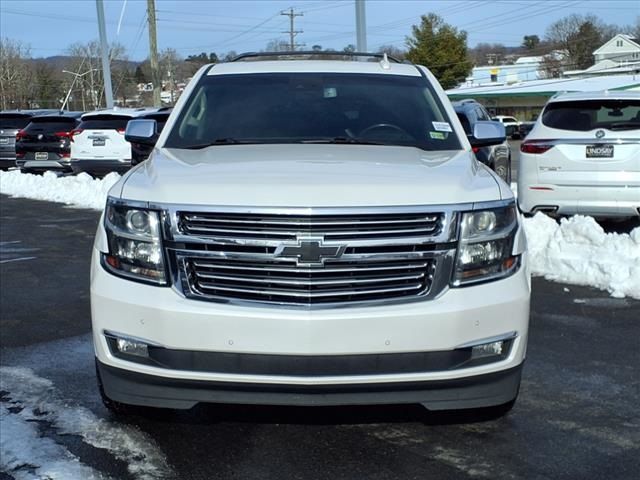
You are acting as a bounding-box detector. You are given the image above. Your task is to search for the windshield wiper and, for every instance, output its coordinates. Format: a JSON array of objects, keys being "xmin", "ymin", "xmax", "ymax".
[
  {"xmin": 180, "ymin": 138, "xmax": 249, "ymax": 149},
  {"xmin": 301, "ymin": 136, "xmax": 387, "ymax": 145}
]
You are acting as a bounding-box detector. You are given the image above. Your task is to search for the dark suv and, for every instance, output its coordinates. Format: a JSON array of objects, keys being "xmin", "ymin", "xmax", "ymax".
[
  {"xmin": 0, "ymin": 110, "xmax": 59, "ymax": 169},
  {"xmin": 130, "ymin": 108, "xmax": 172, "ymax": 166},
  {"xmin": 15, "ymin": 112, "xmax": 83, "ymax": 173},
  {"xmin": 452, "ymin": 100, "xmax": 511, "ymax": 183}
]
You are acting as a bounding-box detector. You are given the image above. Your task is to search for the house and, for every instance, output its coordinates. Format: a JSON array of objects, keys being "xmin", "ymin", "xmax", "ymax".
[
  {"xmin": 564, "ymin": 34, "xmax": 640, "ymax": 77},
  {"xmin": 594, "ymin": 34, "xmax": 640, "ymax": 63}
]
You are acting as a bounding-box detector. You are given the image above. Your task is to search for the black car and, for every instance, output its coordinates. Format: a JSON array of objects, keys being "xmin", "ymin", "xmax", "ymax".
[
  {"xmin": 15, "ymin": 112, "xmax": 83, "ymax": 174},
  {"xmin": 452, "ymin": 100, "xmax": 511, "ymax": 183},
  {"xmin": 0, "ymin": 110, "xmax": 59, "ymax": 169},
  {"xmin": 130, "ymin": 108, "xmax": 172, "ymax": 166}
]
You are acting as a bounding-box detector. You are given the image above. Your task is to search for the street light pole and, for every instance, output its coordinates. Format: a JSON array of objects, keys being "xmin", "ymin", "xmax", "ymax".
[
  {"xmin": 96, "ymin": 0, "xmax": 114, "ymax": 108},
  {"xmin": 61, "ymin": 69, "xmax": 98, "ymax": 111},
  {"xmin": 355, "ymin": 0, "xmax": 367, "ymax": 53}
]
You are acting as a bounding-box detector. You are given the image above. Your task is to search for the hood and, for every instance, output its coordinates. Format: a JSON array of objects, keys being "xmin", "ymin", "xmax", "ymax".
[{"xmin": 117, "ymin": 144, "xmax": 504, "ymax": 207}]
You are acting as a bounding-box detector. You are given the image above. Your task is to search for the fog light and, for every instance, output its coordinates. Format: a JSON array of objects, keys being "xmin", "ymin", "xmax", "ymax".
[
  {"xmin": 116, "ymin": 338, "xmax": 149, "ymax": 357},
  {"xmin": 471, "ymin": 340, "xmax": 504, "ymax": 359}
]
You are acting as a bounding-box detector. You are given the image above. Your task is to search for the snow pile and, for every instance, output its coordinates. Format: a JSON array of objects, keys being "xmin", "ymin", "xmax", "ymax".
[
  {"xmin": 0, "ymin": 170, "xmax": 120, "ymax": 210},
  {"xmin": 0, "ymin": 366, "xmax": 172, "ymax": 479},
  {"xmin": 524, "ymin": 213, "xmax": 640, "ymax": 299}
]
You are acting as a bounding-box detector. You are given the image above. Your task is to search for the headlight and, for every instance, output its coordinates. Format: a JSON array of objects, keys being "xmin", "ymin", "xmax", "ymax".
[
  {"xmin": 101, "ymin": 198, "xmax": 167, "ymax": 285},
  {"xmin": 453, "ymin": 202, "xmax": 519, "ymax": 286}
]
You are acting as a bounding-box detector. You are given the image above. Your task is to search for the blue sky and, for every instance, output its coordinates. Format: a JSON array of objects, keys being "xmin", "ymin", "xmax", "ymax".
[{"xmin": 1, "ymin": 0, "xmax": 638, "ymax": 60}]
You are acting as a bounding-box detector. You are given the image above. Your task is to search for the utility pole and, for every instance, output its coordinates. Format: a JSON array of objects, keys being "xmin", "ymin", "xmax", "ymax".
[
  {"xmin": 96, "ymin": 0, "xmax": 114, "ymax": 108},
  {"xmin": 281, "ymin": 8, "xmax": 303, "ymax": 51},
  {"xmin": 355, "ymin": 0, "xmax": 367, "ymax": 53},
  {"xmin": 147, "ymin": 0, "xmax": 161, "ymax": 107}
]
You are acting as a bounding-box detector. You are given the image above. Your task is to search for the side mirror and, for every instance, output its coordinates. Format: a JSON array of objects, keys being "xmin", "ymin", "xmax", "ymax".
[
  {"xmin": 469, "ymin": 121, "xmax": 506, "ymax": 148},
  {"xmin": 125, "ymin": 119, "xmax": 158, "ymax": 146}
]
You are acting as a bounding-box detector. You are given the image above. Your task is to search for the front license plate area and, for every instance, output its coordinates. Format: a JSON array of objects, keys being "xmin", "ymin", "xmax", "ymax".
[
  {"xmin": 35, "ymin": 152, "xmax": 48, "ymax": 160},
  {"xmin": 586, "ymin": 144, "xmax": 613, "ymax": 158},
  {"xmin": 93, "ymin": 139, "xmax": 106, "ymax": 147}
]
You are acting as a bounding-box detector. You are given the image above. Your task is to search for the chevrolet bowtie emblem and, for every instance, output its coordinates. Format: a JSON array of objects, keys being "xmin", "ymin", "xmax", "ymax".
[{"xmin": 275, "ymin": 237, "xmax": 345, "ymax": 266}]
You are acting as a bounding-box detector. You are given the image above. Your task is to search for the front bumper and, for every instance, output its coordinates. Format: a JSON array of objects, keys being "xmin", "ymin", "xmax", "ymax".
[
  {"xmin": 71, "ymin": 159, "xmax": 131, "ymax": 176},
  {"xmin": 97, "ymin": 359, "xmax": 523, "ymax": 410},
  {"xmin": 91, "ymin": 243, "xmax": 531, "ymax": 410}
]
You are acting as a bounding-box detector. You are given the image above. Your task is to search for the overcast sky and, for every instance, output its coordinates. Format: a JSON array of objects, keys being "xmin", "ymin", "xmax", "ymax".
[{"xmin": 1, "ymin": 0, "xmax": 638, "ymax": 60}]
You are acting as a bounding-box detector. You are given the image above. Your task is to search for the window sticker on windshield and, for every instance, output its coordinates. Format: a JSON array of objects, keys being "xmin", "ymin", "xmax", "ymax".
[
  {"xmin": 432, "ymin": 121, "xmax": 452, "ymax": 132},
  {"xmin": 323, "ymin": 87, "xmax": 337, "ymax": 98},
  {"xmin": 430, "ymin": 131, "xmax": 446, "ymax": 140}
]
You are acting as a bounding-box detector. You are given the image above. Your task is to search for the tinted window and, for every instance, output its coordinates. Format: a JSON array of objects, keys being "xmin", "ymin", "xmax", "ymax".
[
  {"xmin": 456, "ymin": 112, "xmax": 472, "ymax": 134},
  {"xmin": 25, "ymin": 117, "xmax": 79, "ymax": 133},
  {"xmin": 78, "ymin": 115, "xmax": 131, "ymax": 131},
  {"xmin": 166, "ymin": 73, "xmax": 461, "ymax": 151},
  {"xmin": 542, "ymin": 100, "xmax": 640, "ymax": 131},
  {"xmin": 0, "ymin": 114, "xmax": 32, "ymax": 129}
]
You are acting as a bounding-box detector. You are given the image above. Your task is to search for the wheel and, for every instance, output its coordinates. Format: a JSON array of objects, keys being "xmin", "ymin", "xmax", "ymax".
[{"xmin": 494, "ymin": 160, "xmax": 511, "ymax": 184}]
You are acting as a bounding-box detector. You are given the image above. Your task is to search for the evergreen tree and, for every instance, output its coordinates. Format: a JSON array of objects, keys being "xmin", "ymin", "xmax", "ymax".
[{"xmin": 405, "ymin": 14, "xmax": 472, "ymax": 89}]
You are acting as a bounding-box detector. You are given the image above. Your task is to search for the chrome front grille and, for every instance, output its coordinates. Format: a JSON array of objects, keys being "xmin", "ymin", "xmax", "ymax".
[
  {"xmin": 178, "ymin": 211, "xmax": 443, "ymax": 241},
  {"xmin": 183, "ymin": 257, "xmax": 436, "ymax": 305},
  {"xmin": 165, "ymin": 206, "xmax": 458, "ymax": 308}
]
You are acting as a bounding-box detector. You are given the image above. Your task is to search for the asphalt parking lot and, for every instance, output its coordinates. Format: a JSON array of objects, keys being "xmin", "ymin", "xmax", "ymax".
[{"xmin": 1, "ymin": 194, "xmax": 639, "ymax": 480}]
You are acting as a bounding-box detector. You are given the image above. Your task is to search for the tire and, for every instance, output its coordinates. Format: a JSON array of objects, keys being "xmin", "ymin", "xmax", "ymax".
[
  {"xmin": 494, "ymin": 160, "xmax": 511, "ymax": 184},
  {"xmin": 96, "ymin": 361, "xmax": 135, "ymax": 415}
]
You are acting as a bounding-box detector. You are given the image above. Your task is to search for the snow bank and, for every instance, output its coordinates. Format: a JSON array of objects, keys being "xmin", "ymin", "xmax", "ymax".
[
  {"xmin": 0, "ymin": 170, "xmax": 120, "ymax": 210},
  {"xmin": 524, "ymin": 213, "xmax": 640, "ymax": 299}
]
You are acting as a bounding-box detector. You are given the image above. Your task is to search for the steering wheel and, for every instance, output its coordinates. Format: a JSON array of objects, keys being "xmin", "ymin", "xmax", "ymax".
[{"xmin": 359, "ymin": 123, "xmax": 413, "ymax": 139}]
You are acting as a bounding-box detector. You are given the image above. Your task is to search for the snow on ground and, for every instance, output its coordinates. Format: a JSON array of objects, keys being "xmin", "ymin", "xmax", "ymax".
[
  {"xmin": 0, "ymin": 170, "xmax": 119, "ymax": 210},
  {"xmin": 0, "ymin": 171, "xmax": 638, "ymax": 299},
  {"xmin": 524, "ymin": 214, "xmax": 640, "ymax": 300},
  {"xmin": 0, "ymin": 366, "xmax": 172, "ymax": 480}
]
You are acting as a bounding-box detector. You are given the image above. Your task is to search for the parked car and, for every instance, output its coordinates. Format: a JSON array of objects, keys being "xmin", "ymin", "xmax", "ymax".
[
  {"xmin": 130, "ymin": 108, "xmax": 172, "ymax": 166},
  {"xmin": 15, "ymin": 112, "xmax": 83, "ymax": 174},
  {"xmin": 92, "ymin": 52, "xmax": 529, "ymax": 417},
  {"xmin": 0, "ymin": 110, "xmax": 59, "ymax": 169},
  {"xmin": 518, "ymin": 120, "xmax": 536, "ymax": 139},
  {"xmin": 494, "ymin": 115, "xmax": 521, "ymax": 139},
  {"xmin": 70, "ymin": 108, "xmax": 163, "ymax": 176},
  {"xmin": 453, "ymin": 99, "xmax": 511, "ymax": 183},
  {"xmin": 518, "ymin": 91, "xmax": 640, "ymax": 218}
]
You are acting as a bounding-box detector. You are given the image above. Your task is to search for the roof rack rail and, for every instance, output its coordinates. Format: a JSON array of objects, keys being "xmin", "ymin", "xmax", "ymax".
[{"xmin": 229, "ymin": 51, "xmax": 403, "ymax": 63}]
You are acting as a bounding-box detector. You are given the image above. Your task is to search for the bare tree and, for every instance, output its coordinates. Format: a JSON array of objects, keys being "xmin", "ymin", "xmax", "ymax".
[
  {"xmin": 66, "ymin": 40, "xmax": 126, "ymax": 110},
  {"xmin": 0, "ymin": 38, "xmax": 31, "ymax": 109},
  {"xmin": 545, "ymin": 14, "xmax": 618, "ymax": 70}
]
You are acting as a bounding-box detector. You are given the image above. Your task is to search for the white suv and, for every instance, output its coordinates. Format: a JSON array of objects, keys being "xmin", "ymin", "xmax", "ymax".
[
  {"xmin": 92, "ymin": 53, "xmax": 530, "ymax": 416},
  {"xmin": 518, "ymin": 91, "xmax": 640, "ymax": 218},
  {"xmin": 71, "ymin": 108, "xmax": 163, "ymax": 176}
]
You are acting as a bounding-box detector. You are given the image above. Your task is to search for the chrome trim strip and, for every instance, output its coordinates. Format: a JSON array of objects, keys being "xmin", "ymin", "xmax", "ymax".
[
  {"xmin": 103, "ymin": 329, "xmax": 164, "ymax": 347},
  {"xmin": 194, "ymin": 271, "xmax": 426, "ymax": 286},
  {"xmin": 455, "ymin": 331, "xmax": 518, "ymax": 349}
]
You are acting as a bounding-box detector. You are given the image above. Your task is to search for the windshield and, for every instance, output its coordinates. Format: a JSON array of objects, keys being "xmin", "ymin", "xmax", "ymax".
[
  {"xmin": 542, "ymin": 99, "xmax": 640, "ymax": 132},
  {"xmin": 165, "ymin": 73, "xmax": 461, "ymax": 151},
  {"xmin": 0, "ymin": 114, "xmax": 32, "ymax": 130}
]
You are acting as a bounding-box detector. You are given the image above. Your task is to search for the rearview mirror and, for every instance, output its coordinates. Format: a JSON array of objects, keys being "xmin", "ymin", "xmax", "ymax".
[
  {"xmin": 469, "ymin": 121, "xmax": 506, "ymax": 148},
  {"xmin": 125, "ymin": 119, "xmax": 158, "ymax": 146}
]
